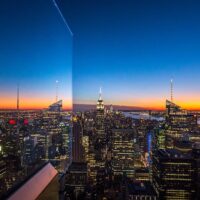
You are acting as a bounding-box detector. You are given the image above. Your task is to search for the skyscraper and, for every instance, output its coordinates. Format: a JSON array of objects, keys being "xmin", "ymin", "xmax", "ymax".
[
  {"xmin": 87, "ymin": 89, "xmax": 106, "ymax": 185},
  {"xmin": 152, "ymin": 149, "xmax": 196, "ymax": 200},
  {"xmin": 96, "ymin": 87, "xmax": 105, "ymax": 139},
  {"xmin": 165, "ymin": 100, "xmax": 197, "ymax": 148},
  {"xmin": 111, "ymin": 129, "xmax": 135, "ymax": 178},
  {"xmin": 72, "ymin": 118, "xmax": 84, "ymax": 162}
]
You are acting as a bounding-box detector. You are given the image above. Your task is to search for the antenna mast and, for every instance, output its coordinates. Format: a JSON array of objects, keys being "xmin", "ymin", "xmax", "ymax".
[
  {"xmin": 56, "ymin": 80, "xmax": 59, "ymax": 102},
  {"xmin": 170, "ymin": 79, "xmax": 173, "ymax": 102},
  {"xmin": 99, "ymin": 87, "xmax": 102, "ymax": 100},
  {"xmin": 17, "ymin": 83, "xmax": 19, "ymax": 111}
]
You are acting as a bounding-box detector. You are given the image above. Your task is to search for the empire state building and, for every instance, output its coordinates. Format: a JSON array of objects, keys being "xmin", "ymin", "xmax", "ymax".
[{"xmin": 96, "ymin": 87, "xmax": 105, "ymax": 139}]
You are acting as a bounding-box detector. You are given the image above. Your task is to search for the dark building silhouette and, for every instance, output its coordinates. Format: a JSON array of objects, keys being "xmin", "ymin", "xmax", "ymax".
[{"xmin": 72, "ymin": 119, "xmax": 84, "ymax": 162}]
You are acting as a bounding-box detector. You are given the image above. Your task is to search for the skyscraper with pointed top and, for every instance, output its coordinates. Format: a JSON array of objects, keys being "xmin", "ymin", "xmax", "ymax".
[{"xmin": 96, "ymin": 87, "xmax": 105, "ymax": 139}]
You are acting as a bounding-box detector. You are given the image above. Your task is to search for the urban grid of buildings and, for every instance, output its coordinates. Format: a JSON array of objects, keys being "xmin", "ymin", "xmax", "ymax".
[{"xmin": 0, "ymin": 86, "xmax": 200, "ymax": 200}]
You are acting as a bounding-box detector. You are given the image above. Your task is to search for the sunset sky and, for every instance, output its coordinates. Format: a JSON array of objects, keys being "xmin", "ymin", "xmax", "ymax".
[
  {"xmin": 60, "ymin": 0, "xmax": 200, "ymax": 110},
  {"xmin": 0, "ymin": 0, "xmax": 72, "ymax": 109},
  {"xmin": 1, "ymin": 0, "xmax": 200, "ymax": 110}
]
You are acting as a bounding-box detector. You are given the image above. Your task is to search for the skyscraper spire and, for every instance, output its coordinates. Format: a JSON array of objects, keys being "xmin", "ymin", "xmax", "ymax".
[
  {"xmin": 97, "ymin": 87, "xmax": 104, "ymax": 111},
  {"xmin": 99, "ymin": 87, "xmax": 102, "ymax": 100},
  {"xmin": 170, "ymin": 78, "xmax": 173, "ymax": 102},
  {"xmin": 56, "ymin": 80, "xmax": 59, "ymax": 102},
  {"xmin": 17, "ymin": 83, "xmax": 19, "ymax": 111}
]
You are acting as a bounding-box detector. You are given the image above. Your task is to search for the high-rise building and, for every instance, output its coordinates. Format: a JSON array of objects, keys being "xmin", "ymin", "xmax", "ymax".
[
  {"xmin": 152, "ymin": 149, "xmax": 196, "ymax": 200},
  {"xmin": 192, "ymin": 143, "xmax": 200, "ymax": 199},
  {"xmin": 111, "ymin": 129, "xmax": 135, "ymax": 178},
  {"xmin": 87, "ymin": 89, "xmax": 107, "ymax": 184},
  {"xmin": 164, "ymin": 100, "xmax": 197, "ymax": 150},
  {"xmin": 48, "ymin": 100, "xmax": 62, "ymax": 112},
  {"xmin": 96, "ymin": 87, "xmax": 105, "ymax": 139},
  {"xmin": 72, "ymin": 119, "xmax": 84, "ymax": 162},
  {"xmin": 153, "ymin": 128, "xmax": 166, "ymax": 150},
  {"xmin": 165, "ymin": 100, "xmax": 197, "ymax": 139}
]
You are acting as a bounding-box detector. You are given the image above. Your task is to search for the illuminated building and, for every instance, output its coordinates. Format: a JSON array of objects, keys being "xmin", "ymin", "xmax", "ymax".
[
  {"xmin": 82, "ymin": 135, "xmax": 89, "ymax": 162},
  {"xmin": 87, "ymin": 89, "xmax": 106, "ymax": 184},
  {"xmin": 22, "ymin": 136, "xmax": 35, "ymax": 166},
  {"xmin": 135, "ymin": 168, "xmax": 150, "ymax": 182},
  {"xmin": 152, "ymin": 149, "xmax": 196, "ymax": 200},
  {"xmin": 96, "ymin": 87, "xmax": 105, "ymax": 139},
  {"xmin": 127, "ymin": 181, "xmax": 157, "ymax": 200},
  {"xmin": 111, "ymin": 129, "xmax": 135, "ymax": 178},
  {"xmin": 165, "ymin": 100, "xmax": 197, "ymax": 139},
  {"xmin": 48, "ymin": 100, "xmax": 62, "ymax": 112},
  {"xmin": 60, "ymin": 122, "xmax": 71, "ymax": 162},
  {"xmin": 192, "ymin": 143, "xmax": 200, "ymax": 199},
  {"xmin": 153, "ymin": 128, "xmax": 166, "ymax": 150}
]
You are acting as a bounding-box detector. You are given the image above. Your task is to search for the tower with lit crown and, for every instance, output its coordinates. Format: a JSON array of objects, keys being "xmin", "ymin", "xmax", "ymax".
[
  {"xmin": 96, "ymin": 87, "xmax": 104, "ymax": 111},
  {"xmin": 96, "ymin": 87, "xmax": 105, "ymax": 139},
  {"xmin": 88, "ymin": 88, "xmax": 106, "ymax": 184}
]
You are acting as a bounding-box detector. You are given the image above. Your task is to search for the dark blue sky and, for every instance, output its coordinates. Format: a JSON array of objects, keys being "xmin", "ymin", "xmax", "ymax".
[
  {"xmin": 61, "ymin": 0, "xmax": 200, "ymax": 109},
  {"xmin": 0, "ymin": 0, "xmax": 72, "ymax": 109},
  {"xmin": 1, "ymin": 0, "xmax": 200, "ymax": 109}
]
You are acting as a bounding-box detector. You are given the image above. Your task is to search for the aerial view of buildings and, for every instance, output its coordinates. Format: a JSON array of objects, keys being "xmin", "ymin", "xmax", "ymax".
[{"xmin": 1, "ymin": 0, "xmax": 200, "ymax": 200}]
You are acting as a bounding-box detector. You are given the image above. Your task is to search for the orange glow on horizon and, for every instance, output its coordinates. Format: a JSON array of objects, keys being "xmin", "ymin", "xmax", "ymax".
[
  {"xmin": 0, "ymin": 97, "xmax": 72, "ymax": 110},
  {"xmin": 2, "ymin": 95, "xmax": 200, "ymax": 111},
  {"xmin": 75, "ymin": 97, "xmax": 200, "ymax": 111}
]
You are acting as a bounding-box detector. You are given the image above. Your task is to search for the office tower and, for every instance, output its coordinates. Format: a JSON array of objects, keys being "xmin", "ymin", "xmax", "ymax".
[
  {"xmin": 192, "ymin": 143, "xmax": 200, "ymax": 199},
  {"xmin": 48, "ymin": 100, "xmax": 62, "ymax": 112},
  {"xmin": 72, "ymin": 119, "xmax": 84, "ymax": 162},
  {"xmin": 111, "ymin": 129, "xmax": 135, "ymax": 178},
  {"xmin": 22, "ymin": 136, "xmax": 35, "ymax": 166},
  {"xmin": 153, "ymin": 128, "xmax": 166, "ymax": 150},
  {"xmin": 65, "ymin": 116, "xmax": 87, "ymax": 199},
  {"xmin": 61, "ymin": 122, "xmax": 71, "ymax": 161},
  {"xmin": 165, "ymin": 100, "xmax": 197, "ymax": 139},
  {"xmin": 152, "ymin": 149, "xmax": 196, "ymax": 200},
  {"xmin": 137, "ymin": 125, "xmax": 147, "ymax": 156},
  {"xmin": 165, "ymin": 100, "xmax": 197, "ymax": 150}
]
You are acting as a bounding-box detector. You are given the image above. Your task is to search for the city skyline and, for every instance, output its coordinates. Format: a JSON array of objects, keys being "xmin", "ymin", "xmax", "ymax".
[
  {"xmin": 2, "ymin": 79, "xmax": 200, "ymax": 111},
  {"xmin": 1, "ymin": 1, "xmax": 200, "ymax": 199}
]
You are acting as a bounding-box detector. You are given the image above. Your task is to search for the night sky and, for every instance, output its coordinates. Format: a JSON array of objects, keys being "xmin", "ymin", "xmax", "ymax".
[
  {"xmin": 1, "ymin": 0, "xmax": 200, "ymax": 109},
  {"xmin": 60, "ymin": 0, "xmax": 200, "ymax": 110},
  {"xmin": 0, "ymin": 0, "xmax": 72, "ymax": 109}
]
